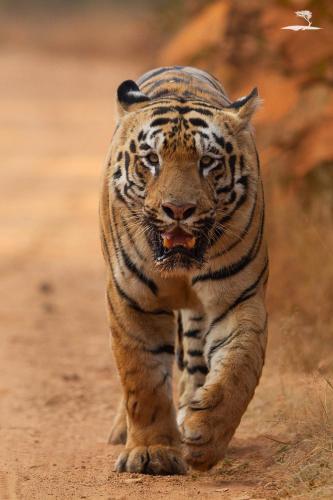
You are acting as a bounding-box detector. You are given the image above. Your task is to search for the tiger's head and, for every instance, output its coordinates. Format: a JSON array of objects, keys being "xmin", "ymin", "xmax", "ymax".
[{"xmin": 110, "ymin": 80, "xmax": 261, "ymax": 274}]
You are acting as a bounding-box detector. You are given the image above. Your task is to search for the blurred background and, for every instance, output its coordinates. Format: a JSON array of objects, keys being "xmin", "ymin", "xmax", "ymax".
[{"xmin": 0, "ymin": 1, "xmax": 332, "ymax": 498}]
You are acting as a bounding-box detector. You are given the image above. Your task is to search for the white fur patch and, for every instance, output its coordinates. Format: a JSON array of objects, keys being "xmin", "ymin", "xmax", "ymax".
[{"xmin": 177, "ymin": 407, "xmax": 186, "ymax": 427}]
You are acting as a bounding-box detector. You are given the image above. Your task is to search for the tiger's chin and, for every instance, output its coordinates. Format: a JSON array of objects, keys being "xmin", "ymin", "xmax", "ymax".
[{"xmin": 155, "ymin": 250, "xmax": 204, "ymax": 276}]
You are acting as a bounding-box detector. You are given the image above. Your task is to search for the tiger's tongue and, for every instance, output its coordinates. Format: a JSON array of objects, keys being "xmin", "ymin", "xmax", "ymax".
[{"xmin": 162, "ymin": 228, "xmax": 196, "ymax": 250}]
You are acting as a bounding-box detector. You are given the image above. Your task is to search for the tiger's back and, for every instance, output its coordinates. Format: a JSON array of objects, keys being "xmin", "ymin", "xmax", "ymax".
[{"xmin": 137, "ymin": 66, "xmax": 230, "ymax": 106}]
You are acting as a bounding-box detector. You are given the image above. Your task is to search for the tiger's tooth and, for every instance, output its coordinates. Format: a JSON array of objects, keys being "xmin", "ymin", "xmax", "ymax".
[
  {"xmin": 186, "ymin": 237, "xmax": 196, "ymax": 249},
  {"xmin": 162, "ymin": 236, "xmax": 173, "ymax": 249}
]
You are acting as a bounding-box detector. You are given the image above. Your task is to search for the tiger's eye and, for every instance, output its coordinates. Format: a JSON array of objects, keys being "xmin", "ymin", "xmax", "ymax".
[
  {"xmin": 200, "ymin": 155, "xmax": 214, "ymax": 167},
  {"xmin": 147, "ymin": 152, "xmax": 159, "ymax": 165}
]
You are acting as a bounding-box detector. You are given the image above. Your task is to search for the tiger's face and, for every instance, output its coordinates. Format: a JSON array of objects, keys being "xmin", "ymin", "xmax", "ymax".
[{"xmin": 111, "ymin": 81, "xmax": 260, "ymax": 273}]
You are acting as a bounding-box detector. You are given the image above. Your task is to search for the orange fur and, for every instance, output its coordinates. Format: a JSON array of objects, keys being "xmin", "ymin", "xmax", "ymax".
[{"xmin": 100, "ymin": 67, "xmax": 268, "ymax": 474}]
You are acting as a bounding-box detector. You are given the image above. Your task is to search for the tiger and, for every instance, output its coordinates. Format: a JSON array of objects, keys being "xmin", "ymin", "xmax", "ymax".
[{"xmin": 100, "ymin": 66, "xmax": 268, "ymax": 475}]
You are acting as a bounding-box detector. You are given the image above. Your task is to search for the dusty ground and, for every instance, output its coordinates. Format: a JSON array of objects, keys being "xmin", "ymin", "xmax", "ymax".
[{"xmin": 0, "ymin": 42, "xmax": 331, "ymax": 499}]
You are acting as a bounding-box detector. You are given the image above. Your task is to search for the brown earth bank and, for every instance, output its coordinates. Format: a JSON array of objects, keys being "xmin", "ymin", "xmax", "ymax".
[{"xmin": 1, "ymin": 6, "xmax": 333, "ymax": 499}]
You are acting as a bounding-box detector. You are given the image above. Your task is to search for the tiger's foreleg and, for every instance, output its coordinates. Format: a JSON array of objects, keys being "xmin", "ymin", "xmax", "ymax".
[
  {"xmin": 181, "ymin": 294, "xmax": 267, "ymax": 470},
  {"xmin": 109, "ymin": 295, "xmax": 187, "ymax": 475}
]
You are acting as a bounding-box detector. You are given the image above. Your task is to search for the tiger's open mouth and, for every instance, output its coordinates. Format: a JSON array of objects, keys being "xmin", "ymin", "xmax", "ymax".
[
  {"xmin": 161, "ymin": 227, "xmax": 196, "ymax": 251},
  {"xmin": 150, "ymin": 226, "xmax": 207, "ymax": 270}
]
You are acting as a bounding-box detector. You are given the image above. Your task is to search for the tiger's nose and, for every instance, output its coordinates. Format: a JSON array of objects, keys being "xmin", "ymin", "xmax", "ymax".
[{"xmin": 161, "ymin": 202, "xmax": 197, "ymax": 221}]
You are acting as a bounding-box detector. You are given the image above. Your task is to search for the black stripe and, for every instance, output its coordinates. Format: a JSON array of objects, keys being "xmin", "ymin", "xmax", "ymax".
[
  {"xmin": 150, "ymin": 128, "xmax": 162, "ymax": 138},
  {"xmin": 148, "ymin": 344, "xmax": 175, "ymax": 355},
  {"xmin": 179, "ymin": 99, "xmax": 222, "ymax": 110},
  {"xmin": 150, "ymin": 117, "xmax": 170, "ymax": 127},
  {"xmin": 101, "ymin": 229, "xmax": 112, "ymax": 269},
  {"xmin": 189, "ymin": 315, "xmax": 204, "ymax": 322},
  {"xmin": 105, "ymin": 220, "xmax": 170, "ymax": 315},
  {"xmin": 177, "ymin": 312, "xmax": 183, "ymax": 340},
  {"xmin": 151, "ymin": 106, "xmax": 172, "ymax": 116},
  {"xmin": 207, "ymin": 190, "xmax": 249, "ymax": 250},
  {"xmin": 114, "ymin": 186, "xmax": 127, "ymax": 205},
  {"xmin": 138, "ymin": 67, "xmax": 178, "ymax": 86},
  {"xmin": 124, "ymin": 151, "xmax": 131, "ymax": 183},
  {"xmin": 213, "ymin": 133, "xmax": 225, "ymax": 148},
  {"xmin": 183, "ymin": 329, "xmax": 201, "ymax": 338},
  {"xmin": 216, "ymin": 184, "xmax": 233, "ymax": 194},
  {"xmin": 206, "ymin": 258, "xmax": 269, "ymax": 337},
  {"xmin": 237, "ymin": 175, "xmax": 248, "ymax": 187},
  {"xmin": 119, "ymin": 244, "xmax": 158, "ymax": 295},
  {"xmin": 220, "ymin": 192, "xmax": 248, "ymax": 223},
  {"xmin": 225, "ymin": 142, "xmax": 233, "ymax": 154},
  {"xmin": 189, "ymin": 118, "xmax": 208, "ymax": 128},
  {"xmin": 216, "ymin": 155, "xmax": 237, "ymax": 195},
  {"xmin": 113, "ymin": 166, "xmax": 122, "ymax": 180},
  {"xmin": 177, "ymin": 312, "xmax": 184, "ymax": 370},
  {"xmin": 101, "ymin": 204, "xmax": 172, "ymax": 336},
  {"xmin": 228, "ymin": 155, "xmax": 236, "ymax": 179},
  {"xmin": 113, "ymin": 274, "xmax": 170, "ymax": 316},
  {"xmin": 143, "ymin": 77, "xmax": 175, "ymax": 91},
  {"xmin": 181, "ymin": 106, "xmax": 213, "ymax": 116},
  {"xmin": 109, "ymin": 216, "xmax": 126, "ymax": 277},
  {"xmin": 151, "ymin": 105, "xmax": 213, "ymax": 117},
  {"xmin": 188, "ymin": 87, "xmax": 225, "ymax": 105},
  {"xmin": 186, "ymin": 365, "xmax": 208, "ymax": 375},
  {"xmin": 120, "ymin": 213, "xmax": 146, "ymax": 262},
  {"xmin": 192, "ymin": 70, "xmax": 223, "ymax": 92},
  {"xmin": 188, "ymin": 349, "xmax": 203, "ymax": 357},
  {"xmin": 106, "ymin": 289, "xmax": 123, "ymax": 337},
  {"xmin": 106, "ymin": 290, "xmax": 149, "ymax": 349},
  {"xmin": 145, "ymin": 76, "xmax": 190, "ymax": 94},
  {"xmin": 112, "ymin": 208, "xmax": 158, "ymax": 295},
  {"xmin": 150, "ymin": 89, "xmax": 173, "ymax": 99},
  {"xmin": 207, "ymin": 327, "xmax": 239, "ymax": 367},
  {"xmin": 216, "ymin": 155, "xmax": 236, "ymax": 195},
  {"xmin": 194, "ymin": 206, "xmax": 264, "ymax": 284},
  {"xmin": 212, "ymin": 190, "xmax": 258, "ymax": 258}
]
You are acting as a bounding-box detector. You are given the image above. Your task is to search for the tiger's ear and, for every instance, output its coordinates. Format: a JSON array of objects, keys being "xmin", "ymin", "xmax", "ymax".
[
  {"xmin": 227, "ymin": 88, "xmax": 262, "ymax": 131},
  {"xmin": 117, "ymin": 80, "xmax": 150, "ymax": 116}
]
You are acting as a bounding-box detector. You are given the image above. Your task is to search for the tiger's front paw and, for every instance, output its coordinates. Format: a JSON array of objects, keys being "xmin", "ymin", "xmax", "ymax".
[
  {"xmin": 181, "ymin": 411, "xmax": 224, "ymax": 470},
  {"xmin": 115, "ymin": 445, "xmax": 187, "ymax": 475}
]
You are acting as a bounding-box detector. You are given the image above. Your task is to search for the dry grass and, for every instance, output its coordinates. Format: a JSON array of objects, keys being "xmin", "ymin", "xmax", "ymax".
[
  {"xmin": 261, "ymin": 175, "xmax": 333, "ymax": 497},
  {"xmin": 270, "ymin": 375, "xmax": 333, "ymax": 498}
]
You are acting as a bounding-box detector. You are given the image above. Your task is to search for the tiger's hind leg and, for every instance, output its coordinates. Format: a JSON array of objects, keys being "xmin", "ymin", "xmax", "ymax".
[
  {"xmin": 108, "ymin": 396, "xmax": 127, "ymax": 444},
  {"xmin": 177, "ymin": 311, "xmax": 207, "ymax": 427}
]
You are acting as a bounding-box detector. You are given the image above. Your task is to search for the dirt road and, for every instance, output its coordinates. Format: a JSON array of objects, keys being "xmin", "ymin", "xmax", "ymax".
[{"xmin": 0, "ymin": 47, "xmax": 312, "ymax": 499}]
